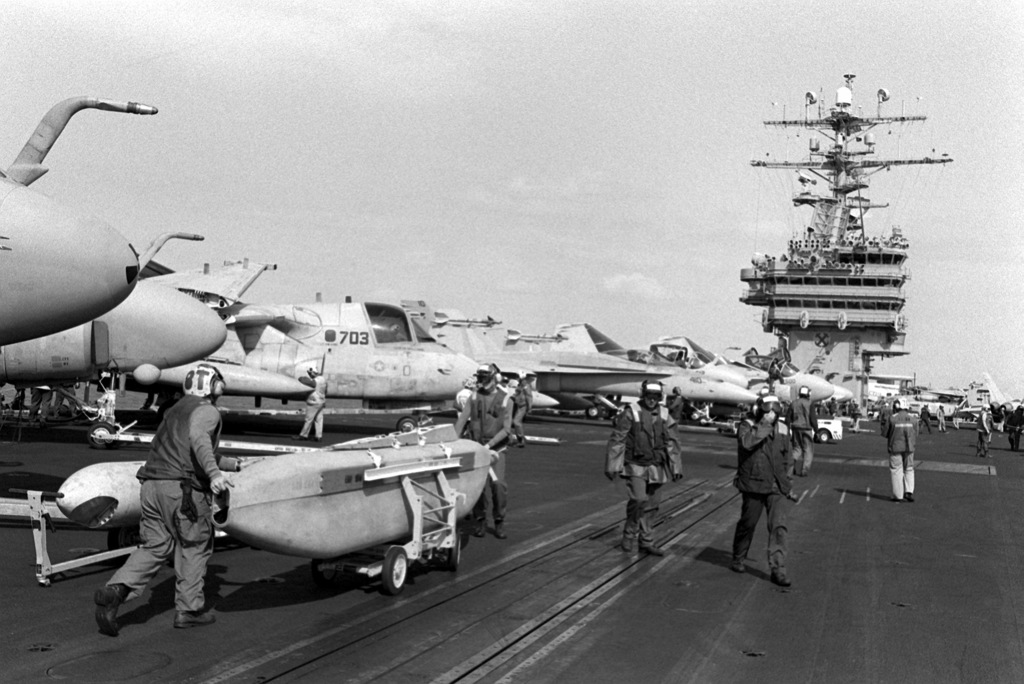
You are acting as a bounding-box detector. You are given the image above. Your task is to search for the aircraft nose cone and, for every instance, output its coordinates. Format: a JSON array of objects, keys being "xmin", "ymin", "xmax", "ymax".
[
  {"xmin": 103, "ymin": 282, "xmax": 226, "ymax": 369},
  {"xmin": 798, "ymin": 375, "xmax": 837, "ymax": 402},
  {"xmin": 0, "ymin": 186, "xmax": 138, "ymax": 344},
  {"xmin": 713, "ymin": 382, "xmax": 758, "ymax": 405},
  {"xmin": 830, "ymin": 385, "xmax": 854, "ymax": 402}
]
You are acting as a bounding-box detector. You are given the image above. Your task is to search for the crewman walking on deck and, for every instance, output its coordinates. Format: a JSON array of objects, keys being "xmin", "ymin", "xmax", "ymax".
[
  {"xmin": 509, "ymin": 378, "xmax": 533, "ymax": 448},
  {"xmin": 886, "ymin": 399, "xmax": 917, "ymax": 502},
  {"xmin": 977, "ymin": 404, "xmax": 994, "ymax": 458},
  {"xmin": 936, "ymin": 405, "xmax": 947, "ymax": 433},
  {"xmin": 93, "ymin": 364, "xmax": 242, "ymax": 636},
  {"xmin": 731, "ymin": 394, "xmax": 797, "ymax": 585},
  {"xmin": 786, "ymin": 386, "xmax": 818, "ymax": 477},
  {"xmin": 454, "ymin": 364, "xmax": 512, "ymax": 539},
  {"xmin": 294, "ymin": 367, "xmax": 327, "ymax": 442},
  {"xmin": 919, "ymin": 404, "xmax": 933, "ymax": 434},
  {"xmin": 1006, "ymin": 404, "xmax": 1024, "ymax": 451},
  {"xmin": 605, "ymin": 380, "xmax": 683, "ymax": 557}
]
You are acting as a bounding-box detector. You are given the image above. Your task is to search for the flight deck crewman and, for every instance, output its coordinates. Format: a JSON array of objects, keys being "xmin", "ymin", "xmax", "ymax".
[
  {"xmin": 93, "ymin": 364, "xmax": 241, "ymax": 637},
  {"xmin": 731, "ymin": 394, "xmax": 797, "ymax": 585},
  {"xmin": 509, "ymin": 378, "xmax": 533, "ymax": 448},
  {"xmin": 294, "ymin": 367, "xmax": 327, "ymax": 442},
  {"xmin": 454, "ymin": 363, "xmax": 512, "ymax": 539},
  {"xmin": 786, "ymin": 385, "xmax": 818, "ymax": 477},
  {"xmin": 886, "ymin": 398, "xmax": 917, "ymax": 502},
  {"xmin": 977, "ymin": 404, "xmax": 994, "ymax": 458},
  {"xmin": 605, "ymin": 380, "xmax": 683, "ymax": 557}
]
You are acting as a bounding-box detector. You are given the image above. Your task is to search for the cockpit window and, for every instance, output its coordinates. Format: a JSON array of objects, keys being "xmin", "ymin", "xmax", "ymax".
[{"xmin": 366, "ymin": 303, "xmax": 412, "ymax": 344}]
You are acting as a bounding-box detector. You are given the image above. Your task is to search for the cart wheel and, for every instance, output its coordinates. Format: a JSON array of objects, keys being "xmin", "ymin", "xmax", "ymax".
[
  {"xmin": 310, "ymin": 559, "xmax": 339, "ymax": 589},
  {"xmin": 444, "ymin": 538, "xmax": 461, "ymax": 571},
  {"xmin": 107, "ymin": 525, "xmax": 141, "ymax": 550},
  {"xmin": 396, "ymin": 416, "xmax": 418, "ymax": 433},
  {"xmin": 816, "ymin": 428, "xmax": 830, "ymax": 444},
  {"xmin": 88, "ymin": 423, "xmax": 120, "ymax": 449},
  {"xmin": 382, "ymin": 547, "xmax": 408, "ymax": 595}
]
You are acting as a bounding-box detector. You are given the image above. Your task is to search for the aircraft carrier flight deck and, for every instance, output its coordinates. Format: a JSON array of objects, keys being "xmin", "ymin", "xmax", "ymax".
[{"xmin": 1, "ymin": 409, "xmax": 1021, "ymax": 684}]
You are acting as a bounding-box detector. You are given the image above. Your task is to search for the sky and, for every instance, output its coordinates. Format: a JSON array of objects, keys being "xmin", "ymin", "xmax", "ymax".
[{"xmin": 2, "ymin": 1, "xmax": 1022, "ymax": 396}]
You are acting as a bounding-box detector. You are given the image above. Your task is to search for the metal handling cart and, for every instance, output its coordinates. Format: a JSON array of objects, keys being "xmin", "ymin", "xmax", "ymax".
[{"xmin": 310, "ymin": 469, "xmax": 464, "ymax": 595}]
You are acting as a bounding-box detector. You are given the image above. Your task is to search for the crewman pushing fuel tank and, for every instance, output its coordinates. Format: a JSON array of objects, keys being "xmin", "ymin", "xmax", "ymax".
[{"xmin": 93, "ymin": 364, "xmax": 242, "ymax": 636}]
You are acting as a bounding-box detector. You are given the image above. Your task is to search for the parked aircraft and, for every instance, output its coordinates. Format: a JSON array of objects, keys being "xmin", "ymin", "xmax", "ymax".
[
  {"xmin": 150, "ymin": 294, "xmax": 479, "ymax": 413},
  {"xmin": 650, "ymin": 337, "xmax": 847, "ymax": 403},
  {"xmin": 403, "ymin": 304, "xmax": 757, "ymax": 406},
  {"xmin": 0, "ymin": 279, "xmax": 226, "ymax": 388},
  {"xmin": 1, "ymin": 96, "xmax": 163, "ymax": 345}
]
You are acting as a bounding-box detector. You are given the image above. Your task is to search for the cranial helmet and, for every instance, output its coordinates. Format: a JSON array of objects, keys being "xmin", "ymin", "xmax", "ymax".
[
  {"xmin": 183, "ymin": 364, "xmax": 225, "ymax": 398},
  {"xmin": 798, "ymin": 385, "xmax": 810, "ymax": 398},
  {"xmin": 475, "ymin": 363, "xmax": 500, "ymax": 383},
  {"xmin": 892, "ymin": 398, "xmax": 903, "ymax": 410},
  {"xmin": 641, "ymin": 380, "xmax": 664, "ymax": 398}
]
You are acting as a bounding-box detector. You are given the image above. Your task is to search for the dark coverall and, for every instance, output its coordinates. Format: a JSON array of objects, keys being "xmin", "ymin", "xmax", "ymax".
[
  {"xmin": 104, "ymin": 395, "xmax": 240, "ymax": 612},
  {"xmin": 510, "ymin": 385, "xmax": 533, "ymax": 447},
  {"xmin": 454, "ymin": 388, "xmax": 512, "ymax": 529},
  {"xmin": 605, "ymin": 403, "xmax": 683, "ymax": 550},
  {"xmin": 1005, "ymin": 407, "xmax": 1024, "ymax": 451},
  {"xmin": 786, "ymin": 397, "xmax": 818, "ymax": 476},
  {"xmin": 732, "ymin": 415, "xmax": 793, "ymax": 574}
]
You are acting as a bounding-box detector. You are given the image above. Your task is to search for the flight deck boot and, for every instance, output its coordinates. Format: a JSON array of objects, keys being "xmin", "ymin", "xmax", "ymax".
[
  {"xmin": 174, "ymin": 611, "xmax": 216, "ymax": 629},
  {"xmin": 494, "ymin": 520, "xmax": 507, "ymax": 539},
  {"xmin": 94, "ymin": 583, "xmax": 129, "ymax": 637},
  {"xmin": 620, "ymin": 534, "xmax": 636, "ymax": 554}
]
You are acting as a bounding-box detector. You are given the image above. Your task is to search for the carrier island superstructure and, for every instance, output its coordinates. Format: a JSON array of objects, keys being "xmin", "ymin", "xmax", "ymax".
[{"xmin": 739, "ymin": 74, "xmax": 952, "ymax": 405}]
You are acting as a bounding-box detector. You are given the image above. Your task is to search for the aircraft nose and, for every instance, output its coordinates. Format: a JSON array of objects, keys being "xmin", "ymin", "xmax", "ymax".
[
  {"xmin": 143, "ymin": 287, "xmax": 226, "ymax": 367},
  {"xmin": 800, "ymin": 375, "xmax": 837, "ymax": 402},
  {"xmin": 105, "ymin": 282, "xmax": 226, "ymax": 370},
  {"xmin": 0, "ymin": 187, "xmax": 139, "ymax": 343},
  {"xmin": 830, "ymin": 385, "xmax": 854, "ymax": 402},
  {"xmin": 713, "ymin": 382, "xmax": 758, "ymax": 405}
]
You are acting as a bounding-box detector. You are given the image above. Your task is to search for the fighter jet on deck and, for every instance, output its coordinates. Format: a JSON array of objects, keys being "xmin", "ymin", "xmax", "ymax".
[
  {"xmin": 402, "ymin": 303, "xmax": 757, "ymax": 407},
  {"xmin": 0, "ymin": 96, "xmax": 169, "ymax": 345},
  {"xmin": 648, "ymin": 337, "xmax": 848, "ymax": 403}
]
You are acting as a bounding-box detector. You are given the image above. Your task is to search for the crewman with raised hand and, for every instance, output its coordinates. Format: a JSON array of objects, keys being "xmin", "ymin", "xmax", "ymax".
[
  {"xmin": 605, "ymin": 380, "xmax": 683, "ymax": 557},
  {"xmin": 93, "ymin": 364, "xmax": 242, "ymax": 637},
  {"xmin": 886, "ymin": 398, "xmax": 918, "ymax": 502},
  {"xmin": 294, "ymin": 367, "xmax": 328, "ymax": 442},
  {"xmin": 454, "ymin": 363, "xmax": 512, "ymax": 539},
  {"xmin": 731, "ymin": 394, "xmax": 797, "ymax": 585}
]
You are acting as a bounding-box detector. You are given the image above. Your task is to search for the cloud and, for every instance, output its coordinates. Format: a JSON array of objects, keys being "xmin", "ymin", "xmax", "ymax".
[{"xmin": 602, "ymin": 272, "xmax": 668, "ymax": 299}]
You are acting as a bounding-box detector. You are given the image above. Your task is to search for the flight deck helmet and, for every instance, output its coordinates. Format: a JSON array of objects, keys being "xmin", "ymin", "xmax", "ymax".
[
  {"xmin": 798, "ymin": 385, "xmax": 810, "ymax": 398},
  {"xmin": 755, "ymin": 392, "xmax": 781, "ymax": 413},
  {"xmin": 475, "ymin": 363, "xmax": 500, "ymax": 385},
  {"xmin": 183, "ymin": 363, "xmax": 225, "ymax": 399},
  {"xmin": 892, "ymin": 398, "xmax": 903, "ymax": 410},
  {"xmin": 640, "ymin": 380, "xmax": 664, "ymax": 399}
]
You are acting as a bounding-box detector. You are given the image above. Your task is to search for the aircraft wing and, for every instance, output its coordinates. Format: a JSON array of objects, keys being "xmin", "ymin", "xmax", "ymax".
[{"xmin": 146, "ymin": 259, "xmax": 277, "ymax": 308}]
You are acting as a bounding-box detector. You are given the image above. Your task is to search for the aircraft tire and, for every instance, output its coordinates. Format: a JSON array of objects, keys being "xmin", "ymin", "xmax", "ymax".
[
  {"xmin": 107, "ymin": 525, "xmax": 141, "ymax": 550},
  {"xmin": 382, "ymin": 546, "xmax": 408, "ymax": 595},
  {"xmin": 396, "ymin": 416, "xmax": 418, "ymax": 433},
  {"xmin": 816, "ymin": 428, "xmax": 831, "ymax": 444},
  {"xmin": 310, "ymin": 559, "xmax": 339, "ymax": 589},
  {"xmin": 585, "ymin": 406, "xmax": 601, "ymax": 420},
  {"xmin": 87, "ymin": 423, "xmax": 120, "ymax": 450}
]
